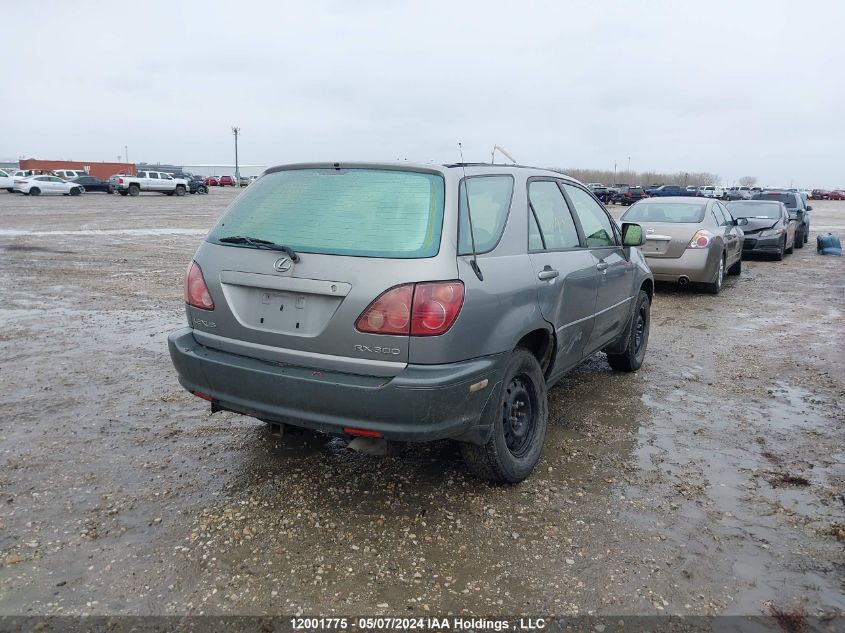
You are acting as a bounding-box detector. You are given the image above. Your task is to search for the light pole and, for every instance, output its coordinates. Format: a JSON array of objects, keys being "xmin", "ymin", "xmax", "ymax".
[
  {"xmin": 125, "ymin": 145, "xmax": 128, "ymax": 164},
  {"xmin": 627, "ymin": 156, "xmax": 631, "ymax": 173},
  {"xmin": 232, "ymin": 126, "xmax": 240, "ymax": 186}
]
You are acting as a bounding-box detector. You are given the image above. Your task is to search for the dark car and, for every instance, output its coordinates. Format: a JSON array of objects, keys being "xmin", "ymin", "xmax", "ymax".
[
  {"xmin": 174, "ymin": 173, "xmax": 209, "ymax": 195},
  {"xmin": 71, "ymin": 176, "xmax": 112, "ymax": 193},
  {"xmin": 811, "ymin": 189, "xmax": 829, "ymax": 200},
  {"xmin": 218, "ymin": 175, "xmax": 236, "ymax": 187},
  {"xmin": 611, "ymin": 186, "xmax": 648, "ymax": 205},
  {"xmin": 726, "ymin": 200, "xmax": 795, "ymax": 260},
  {"xmin": 751, "ymin": 191, "xmax": 811, "ymax": 247},
  {"xmin": 645, "ymin": 185, "xmax": 700, "ymax": 197}
]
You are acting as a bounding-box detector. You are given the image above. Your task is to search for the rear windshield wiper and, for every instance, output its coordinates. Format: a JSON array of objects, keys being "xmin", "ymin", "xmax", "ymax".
[{"xmin": 217, "ymin": 236, "xmax": 300, "ymax": 262}]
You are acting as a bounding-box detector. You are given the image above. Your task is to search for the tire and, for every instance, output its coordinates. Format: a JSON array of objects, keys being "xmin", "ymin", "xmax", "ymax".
[
  {"xmin": 795, "ymin": 226, "xmax": 804, "ymax": 248},
  {"xmin": 705, "ymin": 255, "xmax": 725, "ymax": 294},
  {"xmin": 773, "ymin": 239, "xmax": 785, "ymax": 261},
  {"xmin": 460, "ymin": 348, "xmax": 548, "ymax": 484},
  {"xmin": 6, "ymin": 188, "xmax": 13, "ymax": 193},
  {"xmin": 198, "ymin": 185, "xmax": 208, "ymax": 195},
  {"xmin": 119, "ymin": 190, "xmax": 128, "ymax": 196},
  {"xmin": 107, "ymin": 189, "xmax": 113, "ymax": 194},
  {"xmin": 128, "ymin": 184, "xmax": 140, "ymax": 197},
  {"xmin": 728, "ymin": 256, "xmax": 742, "ymax": 275},
  {"xmin": 607, "ymin": 290, "xmax": 651, "ymax": 372},
  {"xmin": 29, "ymin": 187, "xmax": 40, "ymax": 196},
  {"xmin": 69, "ymin": 187, "xmax": 81, "ymax": 196},
  {"xmin": 175, "ymin": 185, "xmax": 186, "ymax": 196}
]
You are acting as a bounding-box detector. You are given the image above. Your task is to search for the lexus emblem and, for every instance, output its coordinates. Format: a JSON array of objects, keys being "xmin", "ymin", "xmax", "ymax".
[{"xmin": 274, "ymin": 257, "xmax": 292, "ymax": 272}]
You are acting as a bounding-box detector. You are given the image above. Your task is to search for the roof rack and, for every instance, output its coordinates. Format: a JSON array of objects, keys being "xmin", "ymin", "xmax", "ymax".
[{"xmin": 443, "ymin": 162, "xmax": 567, "ymax": 173}]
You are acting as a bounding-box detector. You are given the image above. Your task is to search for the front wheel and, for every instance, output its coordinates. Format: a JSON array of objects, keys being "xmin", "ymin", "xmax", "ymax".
[
  {"xmin": 460, "ymin": 348, "xmax": 548, "ymax": 484},
  {"xmin": 607, "ymin": 290, "xmax": 651, "ymax": 372},
  {"xmin": 175, "ymin": 185, "xmax": 186, "ymax": 196},
  {"xmin": 198, "ymin": 185, "xmax": 208, "ymax": 195},
  {"xmin": 728, "ymin": 256, "xmax": 742, "ymax": 275}
]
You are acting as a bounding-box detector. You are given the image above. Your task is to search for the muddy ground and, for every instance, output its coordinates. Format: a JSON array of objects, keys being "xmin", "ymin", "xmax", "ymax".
[{"xmin": 0, "ymin": 188, "xmax": 842, "ymax": 618}]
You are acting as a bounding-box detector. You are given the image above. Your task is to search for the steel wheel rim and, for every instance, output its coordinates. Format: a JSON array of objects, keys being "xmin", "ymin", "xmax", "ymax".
[
  {"xmin": 634, "ymin": 306, "xmax": 647, "ymax": 354},
  {"xmin": 502, "ymin": 374, "xmax": 537, "ymax": 458}
]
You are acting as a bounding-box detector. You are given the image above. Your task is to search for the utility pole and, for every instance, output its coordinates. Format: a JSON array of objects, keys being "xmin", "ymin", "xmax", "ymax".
[
  {"xmin": 627, "ymin": 156, "xmax": 631, "ymax": 173},
  {"xmin": 232, "ymin": 126, "xmax": 240, "ymax": 185},
  {"xmin": 125, "ymin": 145, "xmax": 129, "ymax": 164}
]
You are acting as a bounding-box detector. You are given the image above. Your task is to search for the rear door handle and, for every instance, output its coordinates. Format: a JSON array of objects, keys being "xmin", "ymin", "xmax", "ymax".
[
  {"xmin": 538, "ymin": 268, "xmax": 559, "ymax": 280},
  {"xmin": 596, "ymin": 262, "xmax": 609, "ymax": 271}
]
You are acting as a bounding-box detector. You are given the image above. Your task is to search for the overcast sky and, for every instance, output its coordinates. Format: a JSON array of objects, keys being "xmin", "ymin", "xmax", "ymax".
[{"xmin": 3, "ymin": 0, "xmax": 844, "ymax": 187}]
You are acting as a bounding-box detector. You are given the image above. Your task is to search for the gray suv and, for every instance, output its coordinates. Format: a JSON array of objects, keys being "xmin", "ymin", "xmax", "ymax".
[{"xmin": 169, "ymin": 162, "xmax": 654, "ymax": 482}]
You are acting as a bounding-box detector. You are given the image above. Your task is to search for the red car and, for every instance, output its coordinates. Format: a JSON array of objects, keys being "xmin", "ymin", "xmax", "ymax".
[
  {"xmin": 218, "ymin": 175, "xmax": 235, "ymax": 187},
  {"xmin": 827, "ymin": 190, "xmax": 845, "ymax": 200},
  {"xmin": 204, "ymin": 176, "xmax": 219, "ymax": 186}
]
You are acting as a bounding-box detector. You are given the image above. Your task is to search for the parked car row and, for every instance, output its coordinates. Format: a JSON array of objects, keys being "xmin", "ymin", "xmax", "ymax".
[{"xmin": 810, "ymin": 188, "xmax": 845, "ymax": 200}]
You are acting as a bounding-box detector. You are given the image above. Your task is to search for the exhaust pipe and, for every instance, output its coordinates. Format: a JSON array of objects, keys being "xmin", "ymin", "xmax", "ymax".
[{"xmin": 678, "ymin": 275, "xmax": 690, "ymax": 286}]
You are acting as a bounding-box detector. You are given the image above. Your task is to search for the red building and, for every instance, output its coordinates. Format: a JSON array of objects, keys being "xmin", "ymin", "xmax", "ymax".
[{"xmin": 17, "ymin": 159, "xmax": 136, "ymax": 180}]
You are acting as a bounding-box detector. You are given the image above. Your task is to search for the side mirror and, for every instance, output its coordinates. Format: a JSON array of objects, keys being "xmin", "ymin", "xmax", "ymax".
[
  {"xmin": 806, "ymin": 205, "xmax": 813, "ymax": 211},
  {"xmin": 735, "ymin": 217, "xmax": 748, "ymax": 226},
  {"xmin": 622, "ymin": 223, "xmax": 646, "ymax": 247}
]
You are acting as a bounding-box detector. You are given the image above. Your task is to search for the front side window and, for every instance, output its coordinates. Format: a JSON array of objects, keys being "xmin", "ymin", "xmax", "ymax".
[
  {"xmin": 458, "ymin": 175, "xmax": 514, "ymax": 255},
  {"xmin": 208, "ymin": 168, "xmax": 445, "ymax": 258},
  {"xmin": 0, "ymin": 170, "xmax": 7, "ymax": 177},
  {"xmin": 562, "ymin": 183, "xmax": 617, "ymax": 247},
  {"xmin": 527, "ymin": 180, "xmax": 580, "ymax": 250}
]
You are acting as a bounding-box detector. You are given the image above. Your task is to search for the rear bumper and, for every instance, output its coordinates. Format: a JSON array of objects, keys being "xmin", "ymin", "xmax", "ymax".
[
  {"xmin": 644, "ymin": 248, "xmax": 719, "ymax": 283},
  {"xmin": 168, "ymin": 328, "xmax": 507, "ymax": 444}
]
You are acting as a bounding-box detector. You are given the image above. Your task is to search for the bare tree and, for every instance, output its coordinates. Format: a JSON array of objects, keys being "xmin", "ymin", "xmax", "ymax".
[
  {"xmin": 552, "ymin": 167, "xmax": 721, "ymax": 188},
  {"xmin": 738, "ymin": 176, "xmax": 757, "ymax": 187}
]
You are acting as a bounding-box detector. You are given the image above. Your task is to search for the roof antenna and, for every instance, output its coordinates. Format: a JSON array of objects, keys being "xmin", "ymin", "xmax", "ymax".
[{"xmin": 459, "ymin": 142, "xmax": 483, "ymax": 281}]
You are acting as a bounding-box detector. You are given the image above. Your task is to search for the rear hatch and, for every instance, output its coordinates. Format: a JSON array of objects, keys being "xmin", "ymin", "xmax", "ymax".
[
  {"xmin": 187, "ymin": 166, "xmax": 452, "ymax": 378},
  {"xmin": 621, "ymin": 200, "xmax": 708, "ymax": 258}
]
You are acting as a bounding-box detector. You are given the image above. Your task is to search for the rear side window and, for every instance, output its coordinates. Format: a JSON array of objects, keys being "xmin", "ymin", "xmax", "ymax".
[
  {"xmin": 208, "ymin": 168, "xmax": 445, "ymax": 258},
  {"xmin": 528, "ymin": 181, "xmax": 580, "ymax": 250},
  {"xmin": 755, "ymin": 192, "xmax": 798, "ymax": 208},
  {"xmin": 458, "ymin": 175, "xmax": 514, "ymax": 255},
  {"xmin": 561, "ymin": 183, "xmax": 617, "ymax": 247}
]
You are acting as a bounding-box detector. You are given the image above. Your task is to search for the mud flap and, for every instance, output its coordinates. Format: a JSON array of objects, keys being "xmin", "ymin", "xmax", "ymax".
[{"xmin": 451, "ymin": 378, "xmax": 502, "ymax": 445}]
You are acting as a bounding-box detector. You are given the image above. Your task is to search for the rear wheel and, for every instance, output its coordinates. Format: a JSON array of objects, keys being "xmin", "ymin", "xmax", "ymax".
[
  {"xmin": 607, "ymin": 290, "xmax": 650, "ymax": 372},
  {"xmin": 705, "ymin": 255, "xmax": 725, "ymax": 294},
  {"xmin": 69, "ymin": 187, "xmax": 81, "ymax": 196},
  {"xmin": 128, "ymin": 184, "xmax": 140, "ymax": 197},
  {"xmin": 460, "ymin": 348, "xmax": 548, "ymax": 484},
  {"xmin": 119, "ymin": 190, "xmax": 128, "ymax": 196},
  {"xmin": 29, "ymin": 187, "xmax": 40, "ymax": 196}
]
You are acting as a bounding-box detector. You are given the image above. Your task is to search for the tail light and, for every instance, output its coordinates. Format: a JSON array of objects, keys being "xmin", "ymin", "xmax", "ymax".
[
  {"xmin": 118, "ymin": 177, "xmax": 124, "ymax": 184},
  {"xmin": 355, "ymin": 281, "xmax": 464, "ymax": 337},
  {"xmin": 185, "ymin": 261, "xmax": 214, "ymax": 310},
  {"xmin": 688, "ymin": 230, "xmax": 714, "ymax": 249}
]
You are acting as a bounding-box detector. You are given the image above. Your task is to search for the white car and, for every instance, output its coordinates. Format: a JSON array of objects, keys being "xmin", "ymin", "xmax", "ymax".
[
  {"xmin": 0, "ymin": 168, "xmax": 14, "ymax": 193},
  {"xmin": 15, "ymin": 174, "xmax": 84, "ymax": 196},
  {"xmin": 699, "ymin": 185, "xmax": 725, "ymax": 199},
  {"xmin": 53, "ymin": 169, "xmax": 87, "ymax": 180}
]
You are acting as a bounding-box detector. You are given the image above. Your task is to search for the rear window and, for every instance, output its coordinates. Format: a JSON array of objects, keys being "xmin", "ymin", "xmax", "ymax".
[
  {"xmin": 622, "ymin": 201, "xmax": 706, "ymax": 223},
  {"xmin": 754, "ymin": 193, "xmax": 797, "ymax": 208},
  {"xmin": 208, "ymin": 168, "xmax": 445, "ymax": 258},
  {"xmin": 726, "ymin": 202, "xmax": 781, "ymax": 219}
]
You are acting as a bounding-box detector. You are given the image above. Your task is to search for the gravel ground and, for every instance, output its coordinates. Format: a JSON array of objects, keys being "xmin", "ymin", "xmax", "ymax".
[{"xmin": 0, "ymin": 188, "xmax": 843, "ymax": 618}]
